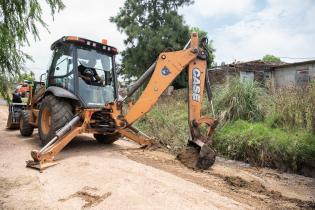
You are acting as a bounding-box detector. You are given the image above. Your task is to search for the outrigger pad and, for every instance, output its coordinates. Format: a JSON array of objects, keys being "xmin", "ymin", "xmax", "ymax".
[{"xmin": 26, "ymin": 160, "xmax": 58, "ymax": 172}]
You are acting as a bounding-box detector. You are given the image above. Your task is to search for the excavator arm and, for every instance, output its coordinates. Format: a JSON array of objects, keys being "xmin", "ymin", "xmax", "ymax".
[
  {"xmin": 111, "ymin": 32, "xmax": 218, "ymax": 169},
  {"xmin": 26, "ymin": 32, "xmax": 217, "ymax": 171}
]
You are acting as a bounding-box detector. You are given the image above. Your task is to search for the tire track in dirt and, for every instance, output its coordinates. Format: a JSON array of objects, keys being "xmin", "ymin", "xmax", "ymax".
[{"xmin": 120, "ymin": 148, "xmax": 315, "ymax": 210}]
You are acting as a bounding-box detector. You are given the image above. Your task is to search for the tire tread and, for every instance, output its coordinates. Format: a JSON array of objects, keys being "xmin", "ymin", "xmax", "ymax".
[
  {"xmin": 38, "ymin": 95, "xmax": 73, "ymax": 145},
  {"xmin": 19, "ymin": 111, "xmax": 34, "ymax": 136}
]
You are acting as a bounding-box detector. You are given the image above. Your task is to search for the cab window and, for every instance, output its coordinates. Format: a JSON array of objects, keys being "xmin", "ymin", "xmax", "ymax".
[
  {"xmin": 48, "ymin": 45, "xmax": 75, "ymax": 92},
  {"xmin": 50, "ymin": 45, "xmax": 73, "ymax": 77}
]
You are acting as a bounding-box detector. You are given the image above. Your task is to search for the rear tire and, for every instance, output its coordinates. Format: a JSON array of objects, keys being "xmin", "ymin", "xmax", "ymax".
[
  {"xmin": 19, "ymin": 111, "xmax": 34, "ymax": 136},
  {"xmin": 94, "ymin": 133, "xmax": 121, "ymax": 144},
  {"xmin": 38, "ymin": 95, "xmax": 73, "ymax": 146}
]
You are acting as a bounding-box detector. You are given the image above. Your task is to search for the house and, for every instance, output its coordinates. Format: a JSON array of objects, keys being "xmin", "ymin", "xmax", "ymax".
[
  {"xmin": 272, "ymin": 60, "xmax": 315, "ymax": 88},
  {"xmin": 208, "ymin": 59, "xmax": 315, "ymax": 89}
]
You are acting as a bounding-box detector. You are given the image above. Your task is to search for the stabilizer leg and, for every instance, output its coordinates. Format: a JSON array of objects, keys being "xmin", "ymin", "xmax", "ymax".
[
  {"xmin": 26, "ymin": 116, "xmax": 82, "ymax": 172},
  {"xmin": 117, "ymin": 126, "xmax": 153, "ymax": 148}
]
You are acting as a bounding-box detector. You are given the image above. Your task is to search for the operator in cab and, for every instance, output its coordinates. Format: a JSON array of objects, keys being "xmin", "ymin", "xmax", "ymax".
[
  {"xmin": 12, "ymin": 89, "xmax": 22, "ymax": 103},
  {"xmin": 78, "ymin": 59, "xmax": 103, "ymax": 86}
]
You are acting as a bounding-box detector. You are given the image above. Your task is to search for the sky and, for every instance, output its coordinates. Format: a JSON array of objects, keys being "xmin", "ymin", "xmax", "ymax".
[{"xmin": 23, "ymin": 0, "xmax": 315, "ymax": 77}]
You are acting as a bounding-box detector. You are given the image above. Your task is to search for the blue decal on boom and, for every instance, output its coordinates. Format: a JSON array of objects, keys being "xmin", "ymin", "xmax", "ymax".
[{"xmin": 161, "ymin": 66, "xmax": 170, "ymax": 76}]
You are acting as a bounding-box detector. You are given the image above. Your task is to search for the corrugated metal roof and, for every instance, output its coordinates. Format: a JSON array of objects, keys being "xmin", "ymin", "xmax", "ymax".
[{"xmin": 274, "ymin": 59, "xmax": 315, "ymax": 69}]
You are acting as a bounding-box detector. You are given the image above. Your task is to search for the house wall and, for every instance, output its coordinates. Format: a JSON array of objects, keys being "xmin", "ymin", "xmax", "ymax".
[{"xmin": 273, "ymin": 63, "xmax": 315, "ymax": 88}]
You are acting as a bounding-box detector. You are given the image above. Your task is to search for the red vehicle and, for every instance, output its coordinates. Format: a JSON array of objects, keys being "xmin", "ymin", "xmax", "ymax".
[{"xmin": 15, "ymin": 82, "xmax": 30, "ymax": 97}]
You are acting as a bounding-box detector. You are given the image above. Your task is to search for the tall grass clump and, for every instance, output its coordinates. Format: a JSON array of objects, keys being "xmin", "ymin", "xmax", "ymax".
[
  {"xmin": 269, "ymin": 83, "xmax": 315, "ymax": 133},
  {"xmin": 214, "ymin": 78, "xmax": 267, "ymax": 124},
  {"xmin": 135, "ymin": 89, "xmax": 189, "ymax": 152}
]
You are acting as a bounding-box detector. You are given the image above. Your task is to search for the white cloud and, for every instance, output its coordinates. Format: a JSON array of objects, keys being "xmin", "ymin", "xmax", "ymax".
[
  {"xmin": 24, "ymin": 0, "xmax": 315, "ymax": 78},
  {"xmin": 211, "ymin": 0, "xmax": 315, "ymax": 63},
  {"xmin": 181, "ymin": 0, "xmax": 256, "ymax": 26},
  {"xmin": 193, "ymin": 0, "xmax": 255, "ymax": 17},
  {"xmin": 23, "ymin": 0, "xmax": 125, "ymax": 77}
]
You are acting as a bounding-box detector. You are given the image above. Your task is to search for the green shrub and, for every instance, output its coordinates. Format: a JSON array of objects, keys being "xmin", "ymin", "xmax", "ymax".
[
  {"xmin": 214, "ymin": 120, "xmax": 315, "ymax": 173},
  {"xmin": 214, "ymin": 78, "xmax": 267, "ymax": 124}
]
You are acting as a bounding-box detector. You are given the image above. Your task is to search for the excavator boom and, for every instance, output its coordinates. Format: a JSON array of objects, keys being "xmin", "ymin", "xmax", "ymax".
[{"xmin": 110, "ymin": 32, "xmax": 217, "ymax": 169}]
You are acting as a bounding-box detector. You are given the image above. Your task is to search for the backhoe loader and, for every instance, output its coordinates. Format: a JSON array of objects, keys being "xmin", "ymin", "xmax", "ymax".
[{"xmin": 19, "ymin": 32, "xmax": 218, "ymax": 171}]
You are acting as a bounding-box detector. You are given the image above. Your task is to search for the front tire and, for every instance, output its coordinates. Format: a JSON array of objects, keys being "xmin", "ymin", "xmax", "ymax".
[
  {"xmin": 38, "ymin": 95, "xmax": 73, "ymax": 146},
  {"xmin": 7, "ymin": 112, "xmax": 18, "ymax": 129},
  {"xmin": 19, "ymin": 111, "xmax": 34, "ymax": 136},
  {"xmin": 94, "ymin": 133, "xmax": 121, "ymax": 144}
]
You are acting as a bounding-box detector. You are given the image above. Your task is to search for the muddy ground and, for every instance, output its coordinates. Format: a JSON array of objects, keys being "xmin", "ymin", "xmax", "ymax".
[{"xmin": 0, "ymin": 105, "xmax": 314, "ymax": 210}]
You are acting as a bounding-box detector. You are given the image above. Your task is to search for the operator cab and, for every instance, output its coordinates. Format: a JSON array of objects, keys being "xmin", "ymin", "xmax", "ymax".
[{"xmin": 48, "ymin": 36, "xmax": 119, "ymax": 108}]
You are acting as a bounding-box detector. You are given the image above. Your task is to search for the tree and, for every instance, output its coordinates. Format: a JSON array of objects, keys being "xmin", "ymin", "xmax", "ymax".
[
  {"xmin": 110, "ymin": 0, "xmax": 193, "ymax": 78},
  {"xmin": 19, "ymin": 71, "xmax": 35, "ymax": 82},
  {"xmin": 0, "ymin": 0, "xmax": 65, "ymax": 101},
  {"xmin": 262, "ymin": 54, "xmax": 281, "ymax": 63}
]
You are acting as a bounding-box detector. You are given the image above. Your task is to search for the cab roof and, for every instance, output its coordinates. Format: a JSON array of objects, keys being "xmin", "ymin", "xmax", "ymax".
[{"xmin": 51, "ymin": 36, "xmax": 118, "ymax": 55}]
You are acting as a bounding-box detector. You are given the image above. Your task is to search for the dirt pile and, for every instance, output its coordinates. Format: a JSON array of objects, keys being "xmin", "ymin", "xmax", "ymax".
[
  {"xmin": 124, "ymin": 148, "xmax": 315, "ymax": 210},
  {"xmin": 223, "ymin": 175, "xmax": 315, "ymax": 209}
]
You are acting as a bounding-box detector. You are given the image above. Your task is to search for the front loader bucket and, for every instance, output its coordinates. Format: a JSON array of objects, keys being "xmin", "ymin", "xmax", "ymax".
[{"xmin": 177, "ymin": 141, "xmax": 216, "ymax": 170}]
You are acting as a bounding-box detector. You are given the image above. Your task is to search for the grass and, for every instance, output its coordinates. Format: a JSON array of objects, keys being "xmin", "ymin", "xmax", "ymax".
[
  {"xmin": 134, "ymin": 80, "xmax": 315, "ymax": 176},
  {"xmin": 213, "ymin": 78, "xmax": 266, "ymax": 125},
  {"xmin": 213, "ymin": 120, "xmax": 315, "ymax": 173},
  {"xmin": 135, "ymin": 89, "xmax": 214, "ymax": 152},
  {"xmin": 135, "ymin": 90, "xmax": 190, "ymax": 152},
  {"xmin": 268, "ymin": 84, "xmax": 315, "ymax": 133}
]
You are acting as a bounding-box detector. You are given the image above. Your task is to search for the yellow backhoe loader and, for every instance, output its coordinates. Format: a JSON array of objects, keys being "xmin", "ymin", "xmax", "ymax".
[{"xmin": 17, "ymin": 32, "xmax": 218, "ymax": 171}]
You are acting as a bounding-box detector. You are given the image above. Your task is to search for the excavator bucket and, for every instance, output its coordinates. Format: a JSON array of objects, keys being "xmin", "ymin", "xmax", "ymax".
[
  {"xmin": 177, "ymin": 117, "xmax": 218, "ymax": 170},
  {"xmin": 177, "ymin": 141, "xmax": 216, "ymax": 170},
  {"xmin": 197, "ymin": 143, "xmax": 216, "ymax": 169}
]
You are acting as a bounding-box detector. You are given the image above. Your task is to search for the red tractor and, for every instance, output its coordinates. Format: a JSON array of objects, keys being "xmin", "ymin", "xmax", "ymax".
[{"xmin": 15, "ymin": 81, "xmax": 30, "ymax": 97}]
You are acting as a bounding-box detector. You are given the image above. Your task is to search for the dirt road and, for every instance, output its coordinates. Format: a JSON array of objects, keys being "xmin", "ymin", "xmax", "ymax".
[{"xmin": 0, "ymin": 105, "xmax": 314, "ymax": 210}]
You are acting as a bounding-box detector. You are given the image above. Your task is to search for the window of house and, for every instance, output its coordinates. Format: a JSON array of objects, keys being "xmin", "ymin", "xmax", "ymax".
[
  {"xmin": 295, "ymin": 69, "xmax": 310, "ymax": 86},
  {"xmin": 240, "ymin": 71, "xmax": 254, "ymax": 82}
]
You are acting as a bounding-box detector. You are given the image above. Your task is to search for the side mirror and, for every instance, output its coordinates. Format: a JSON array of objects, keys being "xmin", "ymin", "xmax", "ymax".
[
  {"xmin": 115, "ymin": 63, "xmax": 122, "ymax": 75},
  {"xmin": 40, "ymin": 73, "xmax": 47, "ymax": 84}
]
